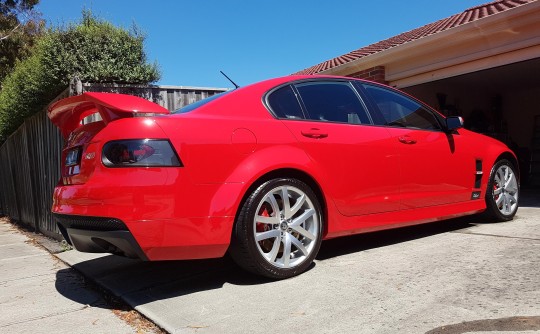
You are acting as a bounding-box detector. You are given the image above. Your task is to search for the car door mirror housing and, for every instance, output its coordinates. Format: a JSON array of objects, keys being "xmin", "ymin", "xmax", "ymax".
[{"xmin": 446, "ymin": 116, "xmax": 464, "ymax": 132}]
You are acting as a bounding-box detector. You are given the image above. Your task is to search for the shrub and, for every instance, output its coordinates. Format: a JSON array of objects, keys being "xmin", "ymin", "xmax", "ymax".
[{"xmin": 0, "ymin": 10, "xmax": 160, "ymax": 142}]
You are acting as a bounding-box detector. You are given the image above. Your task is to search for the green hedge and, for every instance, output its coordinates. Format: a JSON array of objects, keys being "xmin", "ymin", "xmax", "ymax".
[{"xmin": 0, "ymin": 11, "xmax": 160, "ymax": 142}]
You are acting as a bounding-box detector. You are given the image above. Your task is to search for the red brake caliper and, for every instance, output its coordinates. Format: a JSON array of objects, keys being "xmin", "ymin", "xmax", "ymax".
[
  {"xmin": 256, "ymin": 207, "xmax": 270, "ymax": 233},
  {"xmin": 256, "ymin": 206, "xmax": 273, "ymax": 251},
  {"xmin": 494, "ymin": 181, "xmax": 503, "ymax": 209}
]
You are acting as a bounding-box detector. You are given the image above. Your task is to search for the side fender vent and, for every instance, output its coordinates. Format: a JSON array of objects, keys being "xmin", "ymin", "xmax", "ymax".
[{"xmin": 474, "ymin": 159, "xmax": 483, "ymax": 189}]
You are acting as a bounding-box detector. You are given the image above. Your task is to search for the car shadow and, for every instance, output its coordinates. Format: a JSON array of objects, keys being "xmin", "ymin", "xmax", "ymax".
[
  {"xmin": 317, "ymin": 215, "xmax": 474, "ymax": 260},
  {"xmin": 55, "ymin": 186, "xmax": 540, "ymax": 309},
  {"xmin": 54, "ymin": 215, "xmax": 480, "ymax": 310},
  {"xmin": 55, "ymin": 253, "xmax": 276, "ymax": 310}
]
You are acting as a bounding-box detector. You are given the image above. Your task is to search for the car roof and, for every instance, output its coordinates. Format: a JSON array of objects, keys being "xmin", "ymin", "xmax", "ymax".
[{"xmin": 172, "ymin": 75, "xmax": 390, "ymax": 119}]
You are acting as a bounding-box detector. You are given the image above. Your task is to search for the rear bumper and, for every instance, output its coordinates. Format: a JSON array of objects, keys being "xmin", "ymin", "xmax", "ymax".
[
  {"xmin": 52, "ymin": 211, "xmax": 233, "ymax": 261},
  {"xmin": 63, "ymin": 227, "xmax": 149, "ymax": 260},
  {"xmin": 51, "ymin": 176, "xmax": 244, "ymax": 261},
  {"xmin": 55, "ymin": 214, "xmax": 148, "ymax": 260}
]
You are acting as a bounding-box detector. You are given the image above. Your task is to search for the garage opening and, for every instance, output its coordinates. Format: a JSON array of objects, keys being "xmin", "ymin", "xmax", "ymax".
[{"xmin": 402, "ymin": 58, "xmax": 540, "ymax": 189}]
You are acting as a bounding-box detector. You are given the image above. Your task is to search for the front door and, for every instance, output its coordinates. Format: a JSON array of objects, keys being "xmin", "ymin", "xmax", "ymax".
[{"xmin": 359, "ymin": 83, "xmax": 473, "ymax": 209}]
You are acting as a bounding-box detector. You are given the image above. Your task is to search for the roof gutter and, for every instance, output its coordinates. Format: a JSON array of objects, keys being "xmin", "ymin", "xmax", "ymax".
[{"xmin": 318, "ymin": 1, "xmax": 540, "ymax": 88}]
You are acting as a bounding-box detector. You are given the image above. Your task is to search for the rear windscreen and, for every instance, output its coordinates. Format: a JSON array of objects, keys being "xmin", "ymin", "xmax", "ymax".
[{"xmin": 172, "ymin": 92, "xmax": 229, "ymax": 114}]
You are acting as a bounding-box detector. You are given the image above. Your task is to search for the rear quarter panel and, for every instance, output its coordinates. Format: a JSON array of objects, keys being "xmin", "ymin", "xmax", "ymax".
[{"xmin": 155, "ymin": 90, "xmax": 340, "ymax": 238}]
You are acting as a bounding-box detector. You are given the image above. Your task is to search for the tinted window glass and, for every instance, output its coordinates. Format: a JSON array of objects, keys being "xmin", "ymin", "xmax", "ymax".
[
  {"xmin": 363, "ymin": 84, "xmax": 441, "ymax": 130},
  {"xmin": 172, "ymin": 92, "xmax": 229, "ymax": 114},
  {"xmin": 267, "ymin": 85, "xmax": 305, "ymax": 119},
  {"xmin": 296, "ymin": 82, "xmax": 371, "ymax": 124}
]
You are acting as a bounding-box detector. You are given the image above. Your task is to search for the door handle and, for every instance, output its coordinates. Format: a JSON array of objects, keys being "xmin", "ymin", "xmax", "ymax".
[
  {"xmin": 398, "ymin": 135, "xmax": 417, "ymax": 144},
  {"xmin": 301, "ymin": 128, "xmax": 328, "ymax": 139}
]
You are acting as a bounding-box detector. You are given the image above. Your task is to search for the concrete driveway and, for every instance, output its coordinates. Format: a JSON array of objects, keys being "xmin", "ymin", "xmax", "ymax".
[{"xmin": 56, "ymin": 201, "xmax": 540, "ymax": 334}]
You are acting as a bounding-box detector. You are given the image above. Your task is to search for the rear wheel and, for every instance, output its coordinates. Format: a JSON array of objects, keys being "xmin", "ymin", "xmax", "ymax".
[
  {"xmin": 230, "ymin": 178, "xmax": 323, "ymax": 279},
  {"xmin": 484, "ymin": 159, "xmax": 519, "ymax": 221}
]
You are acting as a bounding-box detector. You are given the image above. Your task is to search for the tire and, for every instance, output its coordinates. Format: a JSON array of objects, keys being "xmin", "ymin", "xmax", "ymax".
[
  {"xmin": 229, "ymin": 178, "xmax": 323, "ymax": 279},
  {"xmin": 484, "ymin": 159, "xmax": 519, "ymax": 221}
]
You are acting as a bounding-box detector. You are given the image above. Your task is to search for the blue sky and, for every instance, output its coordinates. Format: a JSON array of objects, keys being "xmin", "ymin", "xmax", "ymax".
[{"xmin": 37, "ymin": 0, "xmax": 487, "ymax": 89}]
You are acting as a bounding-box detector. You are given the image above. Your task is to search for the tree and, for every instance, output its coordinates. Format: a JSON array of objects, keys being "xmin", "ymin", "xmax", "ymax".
[
  {"xmin": 0, "ymin": 10, "xmax": 160, "ymax": 142},
  {"xmin": 40, "ymin": 10, "xmax": 160, "ymax": 84},
  {"xmin": 0, "ymin": 0, "xmax": 44, "ymax": 84}
]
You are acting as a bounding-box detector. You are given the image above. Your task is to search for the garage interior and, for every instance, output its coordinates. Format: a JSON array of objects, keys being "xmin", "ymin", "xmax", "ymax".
[{"xmin": 403, "ymin": 57, "xmax": 540, "ymax": 187}]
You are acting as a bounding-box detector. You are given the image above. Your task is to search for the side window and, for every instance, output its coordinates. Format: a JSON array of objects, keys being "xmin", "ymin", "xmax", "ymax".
[
  {"xmin": 295, "ymin": 82, "xmax": 372, "ymax": 124},
  {"xmin": 362, "ymin": 84, "xmax": 441, "ymax": 130},
  {"xmin": 267, "ymin": 85, "xmax": 305, "ymax": 119}
]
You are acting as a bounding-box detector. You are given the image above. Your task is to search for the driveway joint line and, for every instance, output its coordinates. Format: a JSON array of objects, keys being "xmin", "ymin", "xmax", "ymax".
[
  {"xmin": 0, "ymin": 253, "xmax": 44, "ymax": 262},
  {"xmin": 0, "ymin": 272, "xmax": 56, "ymax": 284},
  {"xmin": 0, "ymin": 305, "xmax": 90, "ymax": 328},
  {"xmin": 451, "ymin": 231, "xmax": 540, "ymax": 241}
]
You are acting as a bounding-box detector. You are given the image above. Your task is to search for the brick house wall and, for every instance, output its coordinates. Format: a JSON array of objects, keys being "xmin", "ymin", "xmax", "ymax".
[{"xmin": 348, "ymin": 66, "xmax": 387, "ymax": 84}]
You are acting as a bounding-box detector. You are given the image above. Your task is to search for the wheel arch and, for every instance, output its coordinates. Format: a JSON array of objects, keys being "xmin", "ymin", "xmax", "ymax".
[
  {"xmin": 233, "ymin": 168, "xmax": 329, "ymax": 239},
  {"xmin": 496, "ymin": 151, "xmax": 520, "ymax": 181}
]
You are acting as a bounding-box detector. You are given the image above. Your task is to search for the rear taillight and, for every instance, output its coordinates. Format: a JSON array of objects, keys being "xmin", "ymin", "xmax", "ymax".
[
  {"xmin": 102, "ymin": 139, "xmax": 182, "ymax": 167},
  {"xmin": 64, "ymin": 147, "xmax": 83, "ymax": 175}
]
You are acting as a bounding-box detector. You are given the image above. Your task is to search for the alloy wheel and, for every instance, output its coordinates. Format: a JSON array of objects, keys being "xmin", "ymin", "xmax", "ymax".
[
  {"xmin": 492, "ymin": 164, "xmax": 519, "ymax": 216},
  {"xmin": 253, "ymin": 185, "xmax": 320, "ymax": 269}
]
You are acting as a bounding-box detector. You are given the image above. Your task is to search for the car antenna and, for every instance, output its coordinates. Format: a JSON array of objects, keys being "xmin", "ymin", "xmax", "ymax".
[{"xmin": 220, "ymin": 71, "xmax": 240, "ymax": 89}]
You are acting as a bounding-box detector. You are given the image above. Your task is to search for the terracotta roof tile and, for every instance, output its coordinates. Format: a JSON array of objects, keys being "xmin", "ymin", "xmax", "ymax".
[{"xmin": 295, "ymin": 0, "xmax": 535, "ymax": 75}]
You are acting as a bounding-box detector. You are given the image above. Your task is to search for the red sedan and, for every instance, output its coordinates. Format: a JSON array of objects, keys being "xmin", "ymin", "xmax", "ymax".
[{"xmin": 48, "ymin": 75, "xmax": 519, "ymax": 279}]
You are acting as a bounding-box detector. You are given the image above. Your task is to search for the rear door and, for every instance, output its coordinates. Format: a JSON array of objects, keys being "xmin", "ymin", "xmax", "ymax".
[{"xmin": 267, "ymin": 80, "xmax": 400, "ymax": 216}]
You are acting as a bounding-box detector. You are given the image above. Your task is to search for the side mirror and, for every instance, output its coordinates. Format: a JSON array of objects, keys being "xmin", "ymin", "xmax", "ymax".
[{"xmin": 446, "ymin": 116, "xmax": 463, "ymax": 132}]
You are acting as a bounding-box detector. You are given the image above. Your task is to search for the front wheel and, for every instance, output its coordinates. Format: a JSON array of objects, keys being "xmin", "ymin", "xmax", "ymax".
[
  {"xmin": 484, "ymin": 159, "xmax": 519, "ymax": 221},
  {"xmin": 229, "ymin": 178, "xmax": 323, "ymax": 279}
]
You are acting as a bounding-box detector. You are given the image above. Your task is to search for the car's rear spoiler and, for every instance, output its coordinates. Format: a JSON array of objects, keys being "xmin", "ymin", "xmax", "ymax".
[{"xmin": 47, "ymin": 92, "xmax": 170, "ymax": 138}]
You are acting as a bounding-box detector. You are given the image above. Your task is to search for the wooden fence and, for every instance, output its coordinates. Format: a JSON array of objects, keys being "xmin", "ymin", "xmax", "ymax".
[{"xmin": 0, "ymin": 82, "xmax": 226, "ymax": 239}]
